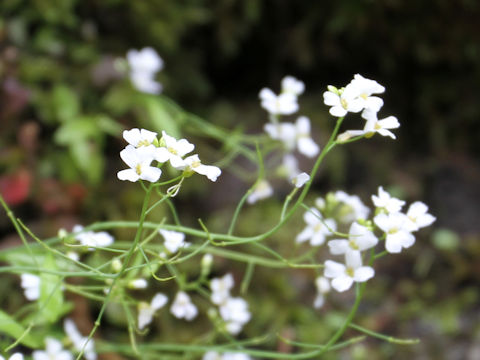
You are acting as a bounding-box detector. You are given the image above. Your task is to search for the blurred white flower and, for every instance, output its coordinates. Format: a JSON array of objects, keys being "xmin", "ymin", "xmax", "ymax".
[
  {"xmin": 32, "ymin": 338, "xmax": 73, "ymax": 360},
  {"xmin": 72, "ymin": 225, "xmax": 114, "ymax": 250},
  {"xmin": 281, "ymin": 75, "xmax": 305, "ymax": 96},
  {"xmin": 117, "ymin": 145, "xmax": 162, "ymax": 182},
  {"xmin": 324, "ymin": 251, "xmax": 374, "ymax": 292},
  {"xmin": 223, "ymin": 353, "xmax": 252, "ymax": 360},
  {"xmin": 350, "ymin": 74, "xmax": 385, "ymax": 113},
  {"xmin": 219, "ymin": 297, "xmax": 251, "ymax": 335},
  {"xmin": 328, "ymin": 222, "xmax": 378, "ymax": 256},
  {"xmin": 210, "ymin": 273, "xmax": 234, "ymax": 305},
  {"xmin": 371, "ymin": 186, "xmax": 405, "ymax": 214},
  {"xmin": 0, "ymin": 353, "xmax": 24, "ymax": 360},
  {"xmin": 296, "ymin": 208, "xmax": 337, "ymax": 246},
  {"xmin": 128, "ymin": 278, "xmax": 148, "ymax": 289},
  {"xmin": 374, "ymin": 213, "xmax": 415, "ymax": 253},
  {"xmin": 127, "ymin": 47, "xmax": 163, "ymax": 94},
  {"xmin": 334, "ymin": 191, "xmax": 370, "ymax": 223},
  {"xmin": 295, "ymin": 116, "xmax": 320, "ymax": 158},
  {"xmin": 247, "ymin": 180, "xmax": 273, "ymax": 204},
  {"xmin": 64, "ymin": 319, "xmax": 96, "ymax": 360},
  {"xmin": 170, "ymin": 291, "xmax": 198, "ymax": 321},
  {"xmin": 20, "ymin": 273, "xmax": 40, "ymax": 301},
  {"xmin": 138, "ymin": 293, "xmax": 168, "ymax": 330},
  {"xmin": 159, "ymin": 229, "xmax": 190, "ymax": 254},
  {"xmin": 259, "ymin": 88, "xmax": 299, "ymax": 115},
  {"xmin": 314, "ymin": 276, "xmax": 330, "ymax": 309}
]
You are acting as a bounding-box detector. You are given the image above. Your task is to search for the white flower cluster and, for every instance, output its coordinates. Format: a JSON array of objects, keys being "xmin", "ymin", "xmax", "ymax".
[
  {"xmin": 72, "ymin": 225, "xmax": 114, "ymax": 250},
  {"xmin": 210, "ymin": 273, "xmax": 251, "ymax": 335},
  {"xmin": 127, "ymin": 47, "xmax": 163, "ymax": 94},
  {"xmin": 251, "ymin": 76, "xmax": 316, "ymax": 204},
  {"xmin": 117, "ymin": 128, "xmax": 221, "ymax": 184},
  {"xmin": 64, "ymin": 319, "xmax": 97, "ymax": 360},
  {"xmin": 158, "ymin": 229, "xmax": 191, "ymax": 257},
  {"xmin": 297, "ymin": 187, "xmax": 435, "ymax": 300},
  {"xmin": 323, "ymin": 74, "xmax": 400, "ymax": 140}
]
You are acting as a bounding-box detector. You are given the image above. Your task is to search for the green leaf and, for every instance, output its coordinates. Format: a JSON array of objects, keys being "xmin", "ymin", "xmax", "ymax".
[
  {"xmin": 0, "ymin": 310, "xmax": 41, "ymax": 348},
  {"xmin": 39, "ymin": 253, "xmax": 64, "ymax": 323},
  {"xmin": 52, "ymin": 85, "xmax": 80, "ymax": 123},
  {"xmin": 53, "ymin": 117, "xmax": 98, "ymax": 145},
  {"xmin": 142, "ymin": 97, "xmax": 180, "ymax": 138}
]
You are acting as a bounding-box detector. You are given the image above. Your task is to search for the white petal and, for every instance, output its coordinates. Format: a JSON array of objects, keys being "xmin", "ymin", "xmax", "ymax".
[
  {"xmin": 329, "ymin": 106, "xmax": 348, "ymax": 117},
  {"xmin": 297, "ymin": 138, "xmax": 319, "ymax": 158},
  {"xmin": 323, "ymin": 91, "xmax": 339, "ymax": 106},
  {"xmin": 378, "ymin": 116, "xmax": 400, "ymax": 130},
  {"xmin": 153, "ymin": 147, "xmax": 170, "ymax": 163},
  {"xmin": 353, "ymin": 266, "xmax": 375, "ymax": 282},
  {"xmin": 331, "ymin": 276, "xmax": 354, "ymax": 292},
  {"xmin": 385, "ymin": 236, "xmax": 403, "ymax": 253},
  {"xmin": 151, "ymin": 293, "xmax": 168, "ymax": 310},
  {"xmin": 117, "ymin": 169, "xmax": 140, "ymax": 182},
  {"xmin": 327, "ymin": 239, "xmax": 349, "ymax": 255},
  {"xmin": 140, "ymin": 166, "xmax": 162, "ymax": 182},
  {"xmin": 324, "ymin": 260, "xmax": 345, "ymax": 278},
  {"xmin": 292, "ymin": 172, "xmax": 310, "ymax": 188},
  {"xmin": 295, "ymin": 227, "xmax": 313, "ymax": 244},
  {"xmin": 194, "ymin": 164, "xmax": 222, "ymax": 182}
]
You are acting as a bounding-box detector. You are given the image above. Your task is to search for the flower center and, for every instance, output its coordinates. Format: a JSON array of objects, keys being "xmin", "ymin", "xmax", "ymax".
[
  {"xmin": 135, "ymin": 164, "xmax": 142, "ymax": 175},
  {"xmin": 360, "ymin": 93, "xmax": 368, "ymax": 100},
  {"xmin": 168, "ymin": 147, "xmax": 178, "ymax": 155},
  {"xmin": 191, "ymin": 160, "xmax": 201, "ymax": 168},
  {"xmin": 137, "ymin": 139, "xmax": 151, "ymax": 147},
  {"xmin": 374, "ymin": 122, "xmax": 382, "ymax": 130},
  {"xmin": 346, "ymin": 266, "xmax": 355, "ymax": 277},
  {"xmin": 349, "ymin": 239, "xmax": 359, "ymax": 250},
  {"xmin": 388, "ymin": 227, "xmax": 398, "ymax": 234},
  {"xmin": 340, "ymin": 97, "xmax": 349, "ymax": 110},
  {"xmin": 314, "ymin": 223, "xmax": 323, "ymax": 233}
]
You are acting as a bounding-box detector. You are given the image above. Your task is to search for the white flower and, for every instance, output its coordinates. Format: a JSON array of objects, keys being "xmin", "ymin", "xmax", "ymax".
[
  {"xmin": 223, "ymin": 353, "xmax": 252, "ymax": 360},
  {"xmin": 337, "ymin": 110, "xmax": 400, "ymax": 140},
  {"xmin": 324, "ymin": 251, "xmax": 374, "ymax": 292},
  {"xmin": 281, "ymin": 75, "xmax": 305, "ymax": 96},
  {"xmin": 295, "ymin": 116, "xmax": 320, "ymax": 158},
  {"xmin": 264, "ymin": 122, "xmax": 296, "ymax": 149},
  {"xmin": 64, "ymin": 319, "xmax": 96, "ymax": 360},
  {"xmin": 180, "ymin": 154, "xmax": 222, "ymax": 182},
  {"xmin": 156, "ymin": 131, "xmax": 195, "ymax": 168},
  {"xmin": 170, "ymin": 291, "xmax": 198, "ymax": 321},
  {"xmin": 264, "ymin": 117, "xmax": 319, "ymax": 158},
  {"xmin": 138, "ymin": 293, "xmax": 168, "ymax": 330},
  {"xmin": 123, "ymin": 128, "xmax": 158, "ymax": 148},
  {"xmin": 72, "ymin": 225, "xmax": 114, "ymax": 250},
  {"xmin": 374, "ymin": 213, "xmax": 415, "ymax": 253},
  {"xmin": 296, "ymin": 208, "xmax": 337, "ymax": 246},
  {"xmin": 117, "ymin": 145, "xmax": 162, "ymax": 182},
  {"xmin": 350, "ymin": 74, "xmax": 385, "ymax": 113},
  {"xmin": 21, "ymin": 273, "xmax": 40, "ymax": 301},
  {"xmin": 371, "ymin": 186, "xmax": 405, "ymax": 214},
  {"xmin": 323, "ymin": 74, "xmax": 385, "ymax": 117},
  {"xmin": 323, "ymin": 84, "xmax": 364, "ymax": 118},
  {"xmin": 279, "ymin": 154, "xmax": 300, "ymax": 180},
  {"xmin": 0, "ymin": 353, "xmax": 24, "ymax": 360},
  {"xmin": 127, "ymin": 47, "xmax": 163, "ymax": 94},
  {"xmin": 247, "ymin": 180, "xmax": 273, "ymax": 204},
  {"xmin": 127, "ymin": 47, "xmax": 163, "ymax": 75},
  {"xmin": 210, "ymin": 273, "xmax": 234, "ymax": 305},
  {"xmin": 292, "ymin": 172, "xmax": 310, "ymax": 188},
  {"xmin": 334, "ymin": 191, "xmax": 370, "ymax": 223},
  {"xmin": 313, "ymin": 276, "xmax": 330, "ymax": 309},
  {"xmin": 128, "ymin": 278, "xmax": 148, "ymax": 289},
  {"xmin": 219, "ymin": 297, "xmax": 251, "ymax": 335},
  {"xmin": 32, "ymin": 337, "xmax": 73, "ymax": 360},
  {"xmin": 159, "ymin": 229, "xmax": 190, "ymax": 254},
  {"xmin": 328, "ymin": 222, "xmax": 378, "ymax": 256},
  {"xmin": 405, "ymin": 201, "xmax": 436, "ymax": 231},
  {"xmin": 259, "ymin": 88, "xmax": 298, "ymax": 115}
]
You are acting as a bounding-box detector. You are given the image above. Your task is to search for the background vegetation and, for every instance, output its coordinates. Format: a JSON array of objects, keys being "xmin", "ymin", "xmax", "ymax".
[{"xmin": 1, "ymin": 1, "xmax": 479, "ymax": 359}]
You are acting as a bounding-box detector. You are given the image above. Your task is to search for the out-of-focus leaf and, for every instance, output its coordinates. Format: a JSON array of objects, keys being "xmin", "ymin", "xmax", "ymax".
[
  {"xmin": 0, "ymin": 310, "xmax": 41, "ymax": 348},
  {"xmin": 52, "ymin": 85, "xmax": 80, "ymax": 123},
  {"xmin": 102, "ymin": 84, "xmax": 134, "ymax": 116},
  {"xmin": 97, "ymin": 115, "xmax": 123, "ymax": 136},
  {"xmin": 54, "ymin": 117, "xmax": 97, "ymax": 145},
  {"xmin": 70, "ymin": 141, "xmax": 104, "ymax": 185},
  {"xmin": 142, "ymin": 97, "xmax": 180, "ymax": 138},
  {"xmin": 433, "ymin": 228, "xmax": 460, "ymax": 251},
  {"xmin": 39, "ymin": 254, "xmax": 64, "ymax": 323}
]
